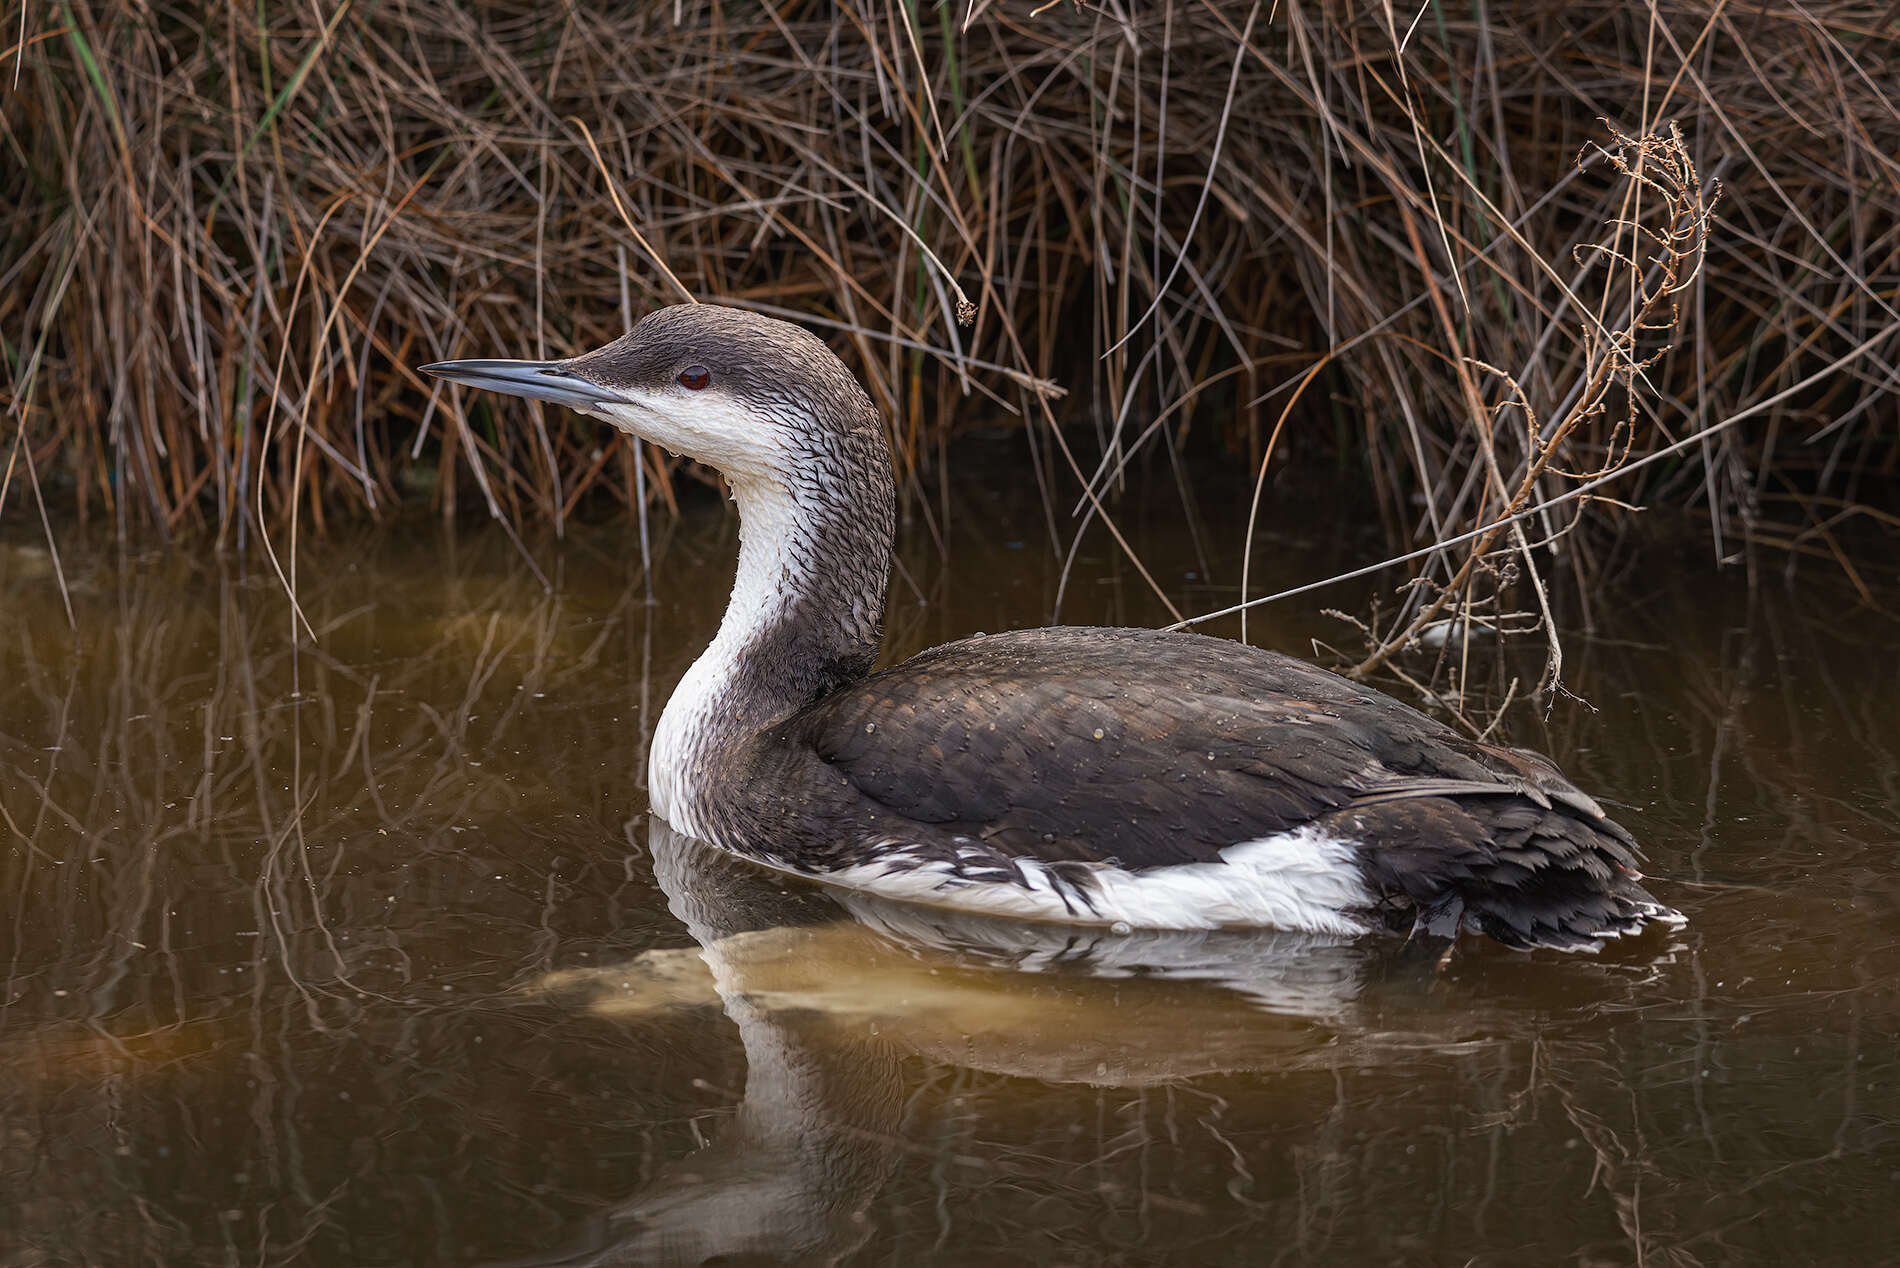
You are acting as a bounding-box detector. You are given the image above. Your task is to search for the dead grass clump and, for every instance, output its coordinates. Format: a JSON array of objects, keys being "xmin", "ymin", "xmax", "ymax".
[
  {"xmin": 1319, "ymin": 124, "xmax": 1720, "ymax": 721},
  {"xmin": 1, "ymin": 2, "xmax": 1896, "ymax": 698}
]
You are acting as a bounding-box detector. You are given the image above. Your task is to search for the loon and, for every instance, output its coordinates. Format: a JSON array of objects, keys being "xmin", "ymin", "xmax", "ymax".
[{"xmin": 422, "ymin": 303, "xmax": 1682, "ymax": 951}]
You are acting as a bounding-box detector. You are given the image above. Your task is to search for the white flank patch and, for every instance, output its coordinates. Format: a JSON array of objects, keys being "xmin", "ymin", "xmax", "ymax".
[{"xmin": 814, "ymin": 825, "xmax": 1375, "ymax": 937}]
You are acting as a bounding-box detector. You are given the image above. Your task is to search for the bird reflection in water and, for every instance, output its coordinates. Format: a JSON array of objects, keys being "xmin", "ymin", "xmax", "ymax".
[{"xmin": 504, "ymin": 820, "xmax": 1676, "ymax": 1267}]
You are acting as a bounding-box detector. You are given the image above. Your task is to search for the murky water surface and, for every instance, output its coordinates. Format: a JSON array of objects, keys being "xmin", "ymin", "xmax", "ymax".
[{"xmin": 3, "ymin": 463, "xmax": 1898, "ymax": 1266}]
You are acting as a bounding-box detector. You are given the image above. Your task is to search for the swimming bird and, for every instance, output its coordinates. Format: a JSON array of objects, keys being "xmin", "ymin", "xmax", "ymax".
[{"xmin": 422, "ymin": 304, "xmax": 1681, "ymax": 950}]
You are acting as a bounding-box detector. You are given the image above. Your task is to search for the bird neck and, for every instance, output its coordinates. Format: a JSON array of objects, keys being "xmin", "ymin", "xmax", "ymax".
[{"xmin": 649, "ymin": 428, "xmax": 895, "ymax": 841}]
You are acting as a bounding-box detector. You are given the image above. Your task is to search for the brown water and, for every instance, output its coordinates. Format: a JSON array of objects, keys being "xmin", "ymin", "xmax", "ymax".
[{"xmin": 3, "ymin": 461, "xmax": 1898, "ymax": 1266}]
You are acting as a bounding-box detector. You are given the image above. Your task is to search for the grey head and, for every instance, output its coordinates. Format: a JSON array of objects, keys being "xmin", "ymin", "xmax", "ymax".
[{"xmin": 422, "ymin": 304, "xmax": 885, "ymax": 486}]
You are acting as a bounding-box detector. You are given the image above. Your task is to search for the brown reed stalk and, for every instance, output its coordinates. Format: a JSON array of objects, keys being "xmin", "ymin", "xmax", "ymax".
[
  {"xmin": 0, "ymin": 1, "xmax": 1894, "ymax": 668},
  {"xmin": 1338, "ymin": 124, "xmax": 1719, "ymax": 706}
]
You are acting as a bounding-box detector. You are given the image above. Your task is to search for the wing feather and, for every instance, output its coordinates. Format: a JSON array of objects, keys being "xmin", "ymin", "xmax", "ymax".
[
  {"xmin": 776, "ymin": 628, "xmax": 1616, "ymax": 870},
  {"xmin": 737, "ymin": 627, "xmax": 1671, "ymax": 946}
]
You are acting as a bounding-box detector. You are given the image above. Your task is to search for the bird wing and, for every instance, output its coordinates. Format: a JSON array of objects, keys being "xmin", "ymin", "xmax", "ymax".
[{"xmin": 776, "ymin": 626, "xmax": 1591, "ymax": 870}]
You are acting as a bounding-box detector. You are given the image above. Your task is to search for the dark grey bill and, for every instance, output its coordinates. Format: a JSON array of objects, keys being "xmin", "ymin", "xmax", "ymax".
[{"xmin": 419, "ymin": 359, "xmax": 629, "ymax": 412}]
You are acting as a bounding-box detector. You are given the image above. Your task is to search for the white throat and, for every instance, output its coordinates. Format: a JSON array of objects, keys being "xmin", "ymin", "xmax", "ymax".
[
  {"xmin": 649, "ymin": 473, "xmax": 808, "ymax": 839},
  {"xmin": 628, "ymin": 388, "xmax": 895, "ymax": 847}
]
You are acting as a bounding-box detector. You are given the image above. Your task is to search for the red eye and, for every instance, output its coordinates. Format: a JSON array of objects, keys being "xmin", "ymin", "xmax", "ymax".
[{"xmin": 677, "ymin": 365, "xmax": 711, "ymax": 390}]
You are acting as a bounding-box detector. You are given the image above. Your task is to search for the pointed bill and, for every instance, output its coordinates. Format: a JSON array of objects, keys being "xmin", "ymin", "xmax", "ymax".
[{"xmin": 419, "ymin": 358, "xmax": 630, "ymax": 412}]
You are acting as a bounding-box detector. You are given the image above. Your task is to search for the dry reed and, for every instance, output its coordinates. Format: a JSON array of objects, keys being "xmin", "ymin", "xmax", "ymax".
[{"xmin": 2, "ymin": 1, "xmax": 1897, "ymax": 702}]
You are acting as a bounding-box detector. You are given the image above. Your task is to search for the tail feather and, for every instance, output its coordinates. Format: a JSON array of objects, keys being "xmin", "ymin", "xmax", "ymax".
[{"xmin": 1328, "ymin": 794, "xmax": 1682, "ymax": 952}]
